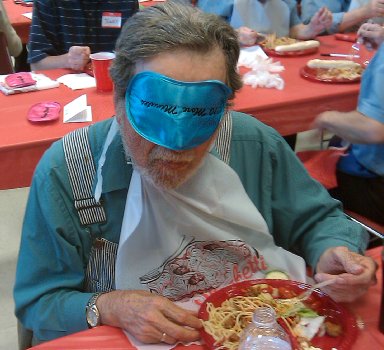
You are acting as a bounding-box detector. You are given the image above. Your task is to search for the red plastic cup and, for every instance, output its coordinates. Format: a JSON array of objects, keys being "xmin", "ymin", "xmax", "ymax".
[{"xmin": 90, "ymin": 52, "xmax": 115, "ymax": 92}]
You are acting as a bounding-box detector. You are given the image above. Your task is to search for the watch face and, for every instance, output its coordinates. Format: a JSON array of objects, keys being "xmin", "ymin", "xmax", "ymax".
[{"xmin": 87, "ymin": 304, "xmax": 100, "ymax": 327}]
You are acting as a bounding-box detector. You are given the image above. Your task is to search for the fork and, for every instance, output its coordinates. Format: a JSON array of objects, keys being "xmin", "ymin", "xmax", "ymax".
[
  {"xmin": 297, "ymin": 279, "xmax": 336, "ymax": 301},
  {"xmin": 349, "ymin": 39, "xmax": 362, "ymax": 63}
]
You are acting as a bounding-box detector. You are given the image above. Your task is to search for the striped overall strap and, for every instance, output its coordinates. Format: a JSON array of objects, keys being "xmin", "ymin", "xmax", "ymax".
[
  {"xmin": 214, "ymin": 111, "xmax": 232, "ymax": 164},
  {"xmin": 63, "ymin": 127, "xmax": 106, "ymax": 225}
]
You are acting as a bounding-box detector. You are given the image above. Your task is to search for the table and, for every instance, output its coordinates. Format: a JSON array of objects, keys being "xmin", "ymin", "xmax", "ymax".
[
  {"xmin": 3, "ymin": 0, "xmax": 32, "ymax": 44},
  {"xmin": 233, "ymin": 34, "xmax": 373, "ymax": 136},
  {"xmin": 29, "ymin": 246, "xmax": 384, "ymax": 349},
  {"xmin": 0, "ymin": 35, "xmax": 374, "ymax": 190},
  {"xmin": 0, "ymin": 69, "xmax": 114, "ymax": 189}
]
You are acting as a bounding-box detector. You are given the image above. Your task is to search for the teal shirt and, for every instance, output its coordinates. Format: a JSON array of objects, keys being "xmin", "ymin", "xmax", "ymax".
[{"xmin": 14, "ymin": 112, "xmax": 367, "ymax": 342}]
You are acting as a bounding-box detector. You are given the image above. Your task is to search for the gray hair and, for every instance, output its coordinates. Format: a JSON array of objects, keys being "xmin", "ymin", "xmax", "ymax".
[{"xmin": 110, "ymin": 1, "xmax": 242, "ymax": 101}]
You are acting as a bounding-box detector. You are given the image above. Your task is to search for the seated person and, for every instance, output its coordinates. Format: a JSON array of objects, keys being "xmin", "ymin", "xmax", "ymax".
[
  {"xmin": 301, "ymin": 0, "xmax": 384, "ymax": 33},
  {"xmin": 28, "ymin": 0, "xmax": 139, "ymax": 71},
  {"xmin": 195, "ymin": 0, "xmax": 332, "ymax": 45},
  {"xmin": 0, "ymin": 0, "xmax": 22, "ymax": 65},
  {"xmin": 314, "ymin": 39, "xmax": 384, "ymax": 224},
  {"xmin": 14, "ymin": 2, "xmax": 376, "ymax": 347}
]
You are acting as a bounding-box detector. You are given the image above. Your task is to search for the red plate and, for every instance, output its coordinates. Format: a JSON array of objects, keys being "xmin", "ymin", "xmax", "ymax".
[
  {"xmin": 300, "ymin": 66, "xmax": 362, "ymax": 83},
  {"xmin": 198, "ymin": 279, "xmax": 358, "ymax": 350},
  {"xmin": 262, "ymin": 46, "xmax": 319, "ymax": 57}
]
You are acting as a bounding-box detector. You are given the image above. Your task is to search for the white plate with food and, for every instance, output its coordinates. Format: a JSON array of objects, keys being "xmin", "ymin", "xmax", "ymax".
[
  {"xmin": 198, "ymin": 279, "xmax": 358, "ymax": 350},
  {"xmin": 300, "ymin": 59, "xmax": 364, "ymax": 83}
]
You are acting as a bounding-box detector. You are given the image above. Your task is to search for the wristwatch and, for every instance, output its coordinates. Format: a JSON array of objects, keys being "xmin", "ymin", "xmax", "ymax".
[{"xmin": 86, "ymin": 292, "xmax": 105, "ymax": 328}]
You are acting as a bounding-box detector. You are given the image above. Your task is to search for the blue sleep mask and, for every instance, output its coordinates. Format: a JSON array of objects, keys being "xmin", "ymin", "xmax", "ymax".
[{"xmin": 125, "ymin": 71, "xmax": 232, "ymax": 150}]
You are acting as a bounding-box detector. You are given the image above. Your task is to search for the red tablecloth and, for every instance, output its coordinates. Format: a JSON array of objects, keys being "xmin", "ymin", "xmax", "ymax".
[
  {"xmin": 0, "ymin": 35, "xmax": 374, "ymax": 189},
  {"xmin": 3, "ymin": 0, "xmax": 32, "ymax": 43},
  {"xmin": 29, "ymin": 246, "xmax": 384, "ymax": 350},
  {"xmin": 233, "ymin": 35, "xmax": 373, "ymax": 136}
]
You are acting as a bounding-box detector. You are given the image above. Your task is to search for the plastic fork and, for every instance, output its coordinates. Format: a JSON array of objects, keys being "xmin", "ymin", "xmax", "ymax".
[
  {"xmin": 297, "ymin": 279, "xmax": 336, "ymax": 301},
  {"xmin": 349, "ymin": 40, "xmax": 361, "ymax": 62}
]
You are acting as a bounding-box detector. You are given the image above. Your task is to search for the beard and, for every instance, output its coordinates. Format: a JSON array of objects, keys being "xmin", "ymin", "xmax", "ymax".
[{"xmin": 122, "ymin": 140, "xmax": 208, "ymax": 190}]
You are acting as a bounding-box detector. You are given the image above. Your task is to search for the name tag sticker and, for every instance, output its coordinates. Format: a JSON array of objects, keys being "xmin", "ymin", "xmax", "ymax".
[{"xmin": 102, "ymin": 12, "xmax": 122, "ymax": 28}]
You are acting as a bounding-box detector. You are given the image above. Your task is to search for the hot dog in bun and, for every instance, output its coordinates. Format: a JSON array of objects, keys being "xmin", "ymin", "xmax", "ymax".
[
  {"xmin": 307, "ymin": 59, "xmax": 361, "ymax": 69},
  {"xmin": 275, "ymin": 40, "xmax": 320, "ymax": 52}
]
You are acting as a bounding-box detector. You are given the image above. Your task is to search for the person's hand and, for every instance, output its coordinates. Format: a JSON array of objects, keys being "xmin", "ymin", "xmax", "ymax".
[
  {"xmin": 312, "ymin": 110, "xmax": 337, "ymax": 134},
  {"xmin": 67, "ymin": 46, "xmax": 91, "ymax": 71},
  {"xmin": 97, "ymin": 290, "xmax": 202, "ymax": 344},
  {"xmin": 315, "ymin": 246, "xmax": 378, "ymax": 302},
  {"xmin": 357, "ymin": 21, "xmax": 384, "ymax": 49},
  {"xmin": 364, "ymin": 0, "xmax": 384, "ymax": 18},
  {"xmin": 237, "ymin": 26, "xmax": 259, "ymax": 46},
  {"xmin": 309, "ymin": 7, "xmax": 333, "ymax": 35}
]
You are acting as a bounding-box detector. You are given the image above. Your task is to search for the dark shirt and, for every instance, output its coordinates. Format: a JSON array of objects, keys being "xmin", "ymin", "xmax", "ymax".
[{"xmin": 28, "ymin": 0, "xmax": 139, "ymax": 64}]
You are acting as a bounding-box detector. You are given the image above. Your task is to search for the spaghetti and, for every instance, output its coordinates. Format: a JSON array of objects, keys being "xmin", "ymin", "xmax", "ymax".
[
  {"xmin": 315, "ymin": 66, "xmax": 364, "ymax": 81},
  {"xmin": 201, "ymin": 284, "xmax": 340, "ymax": 350},
  {"xmin": 262, "ymin": 34, "xmax": 297, "ymax": 50}
]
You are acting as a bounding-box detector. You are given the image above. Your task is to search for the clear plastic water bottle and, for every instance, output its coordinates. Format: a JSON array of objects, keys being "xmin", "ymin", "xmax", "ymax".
[
  {"xmin": 379, "ymin": 244, "xmax": 384, "ymax": 334},
  {"xmin": 238, "ymin": 307, "xmax": 292, "ymax": 350}
]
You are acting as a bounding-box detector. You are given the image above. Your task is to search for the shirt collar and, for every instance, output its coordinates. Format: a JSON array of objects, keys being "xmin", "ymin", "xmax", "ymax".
[{"xmin": 94, "ymin": 125, "xmax": 133, "ymax": 194}]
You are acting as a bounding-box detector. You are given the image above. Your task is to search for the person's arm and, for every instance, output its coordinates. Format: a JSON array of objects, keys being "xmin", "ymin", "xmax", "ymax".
[
  {"xmin": 14, "ymin": 135, "xmax": 202, "ymax": 344},
  {"xmin": 97, "ymin": 290, "xmax": 201, "ymax": 344},
  {"xmin": 290, "ymin": 7, "xmax": 333, "ymax": 39},
  {"xmin": 31, "ymin": 46, "xmax": 91, "ymax": 71},
  {"xmin": 229, "ymin": 113, "xmax": 368, "ymax": 272},
  {"xmin": 28, "ymin": 0, "xmax": 90, "ymax": 71},
  {"xmin": 0, "ymin": 1, "xmax": 22, "ymax": 57},
  {"xmin": 314, "ymin": 110, "xmax": 384, "ymax": 144},
  {"xmin": 301, "ymin": 0, "xmax": 346, "ymax": 33},
  {"xmin": 262, "ymin": 129, "xmax": 376, "ymax": 303},
  {"xmin": 315, "ymin": 43, "xmax": 384, "ymax": 144},
  {"xmin": 14, "ymin": 150, "xmax": 97, "ymax": 342},
  {"xmin": 338, "ymin": 0, "xmax": 384, "ymax": 32}
]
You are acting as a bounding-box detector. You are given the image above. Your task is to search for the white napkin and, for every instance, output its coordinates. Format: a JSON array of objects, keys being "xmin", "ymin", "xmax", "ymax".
[
  {"xmin": 0, "ymin": 73, "xmax": 59, "ymax": 95},
  {"xmin": 238, "ymin": 46, "xmax": 285, "ymax": 90},
  {"xmin": 22, "ymin": 12, "xmax": 33, "ymax": 20},
  {"xmin": 57, "ymin": 73, "xmax": 96, "ymax": 90},
  {"xmin": 63, "ymin": 94, "xmax": 92, "ymax": 123}
]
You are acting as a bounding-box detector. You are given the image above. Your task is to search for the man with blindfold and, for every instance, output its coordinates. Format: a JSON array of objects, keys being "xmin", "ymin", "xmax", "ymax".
[{"xmin": 14, "ymin": 2, "xmax": 377, "ymax": 348}]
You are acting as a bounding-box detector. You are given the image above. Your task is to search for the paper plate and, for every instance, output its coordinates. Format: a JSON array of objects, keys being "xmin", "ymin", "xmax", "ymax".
[{"xmin": 27, "ymin": 101, "xmax": 61, "ymax": 122}]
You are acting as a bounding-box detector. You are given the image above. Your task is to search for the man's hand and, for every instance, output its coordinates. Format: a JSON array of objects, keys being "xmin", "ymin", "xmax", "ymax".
[
  {"xmin": 315, "ymin": 246, "xmax": 377, "ymax": 302},
  {"xmin": 97, "ymin": 290, "xmax": 202, "ymax": 344},
  {"xmin": 237, "ymin": 26, "xmax": 259, "ymax": 46},
  {"xmin": 309, "ymin": 7, "xmax": 333, "ymax": 35},
  {"xmin": 365, "ymin": 0, "xmax": 384, "ymax": 18},
  {"xmin": 67, "ymin": 46, "xmax": 91, "ymax": 71},
  {"xmin": 357, "ymin": 21, "xmax": 384, "ymax": 49}
]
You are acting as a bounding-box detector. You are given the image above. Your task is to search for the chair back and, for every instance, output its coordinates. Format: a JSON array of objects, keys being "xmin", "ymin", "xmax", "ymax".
[{"xmin": 0, "ymin": 31, "xmax": 15, "ymax": 75}]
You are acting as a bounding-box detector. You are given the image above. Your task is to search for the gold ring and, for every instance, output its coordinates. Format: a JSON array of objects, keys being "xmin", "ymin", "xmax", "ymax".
[{"xmin": 161, "ymin": 332, "xmax": 167, "ymax": 343}]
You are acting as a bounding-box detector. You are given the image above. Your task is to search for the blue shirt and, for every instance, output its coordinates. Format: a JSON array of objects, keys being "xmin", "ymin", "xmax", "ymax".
[
  {"xmin": 14, "ymin": 112, "xmax": 367, "ymax": 342},
  {"xmin": 338, "ymin": 43, "xmax": 384, "ymax": 177},
  {"xmin": 28, "ymin": 0, "xmax": 139, "ymax": 64},
  {"xmin": 197, "ymin": 0, "xmax": 302, "ymax": 37},
  {"xmin": 301, "ymin": 0, "xmax": 352, "ymax": 33}
]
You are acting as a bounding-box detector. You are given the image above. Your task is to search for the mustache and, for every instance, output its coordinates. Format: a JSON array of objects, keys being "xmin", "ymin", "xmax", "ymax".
[{"xmin": 148, "ymin": 146, "xmax": 196, "ymax": 163}]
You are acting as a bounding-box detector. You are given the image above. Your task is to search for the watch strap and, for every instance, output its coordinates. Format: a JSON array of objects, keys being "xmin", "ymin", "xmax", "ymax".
[{"xmin": 86, "ymin": 292, "xmax": 105, "ymax": 328}]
